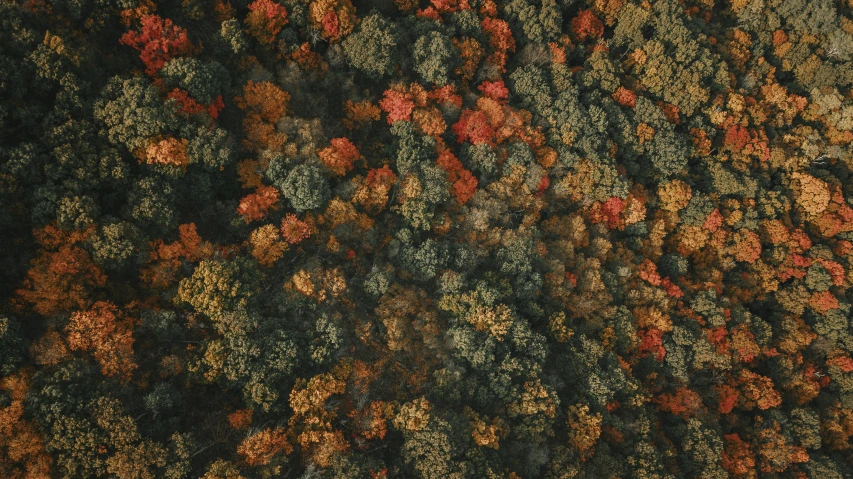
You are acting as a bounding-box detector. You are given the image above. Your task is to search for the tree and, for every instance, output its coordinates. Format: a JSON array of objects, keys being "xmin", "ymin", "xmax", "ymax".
[
  {"xmin": 503, "ymin": 0, "xmax": 562, "ymax": 45},
  {"xmin": 235, "ymin": 81, "xmax": 290, "ymax": 152},
  {"xmin": 91, "ymin": 396, "xmax": 169, "ymax": 478},
  {"xmin": 65, "ymin": 301, "xmax": 137, "ymax": 381},
  {"xmin": 17, "ymin": 226, "xmax": 106, "ymax": 317},
  {"xmin": 401, "ymin": 417, "xmax": 459, "ymax": 479},
  {"xmin": 308, "ymin": 0, "xmax": 358, "ymax": 42},
  {"xmin": 0, "ymin": 371, "xmax": 53, "ymax": 478},
  {"xmin": 280, "ymin": 213, "xmax": 311, "ymax": 244},
  {"xmin": 379, "ymin": 87, "xmax": 416, "ymax": 124},
  {"xmin": 187, "ymin": 126, "xmax": 234, "ymax": 168},
  {"xmin": 467, "ymin": 407, "xmax": 506, "ymax": 450},
  {"xmin": 125, "ymin": 176, "xmax": 178, "ymax": 233},
  {"xmin": 220, "ymin": 18, "xmax": 248, "ymax": 53},
  {"xmin": 237, "ymin": 428, "xmax": 292, "ymax": 466},
  {"xmin": 570, "ymin": 10, "xmax": 604, "ymax": 43},
  {"xmin": 319, "ymin": 137, "xmax": 360, "ymax": 176},
  {"xmin": 237, "ymin": 186, "xmax": 279, "ymax": 222},
  {"xmin": 56, "ymin": 195, "xmax": 99, "ymax": 230},
  {"xmin": 481, "ymin": 17, "xmax": 515, "ymax": 72},
  {"xmin": 160, "ymin": 58, "xmax": 230, "ymax": 106},
  {"xmin": 245, "ymin": 0, "xmax": 288, "ymax": 46},
  {"xmin": 120, "ymin": 15, "xmax": 194, "ymax": 75},
  {"xmin": 436, "ymin": 150, "xmax": 477, "ymax": 204},
  {"xmin": 176, "ymin": 259, "xmax": 259, "ymax": 320},
  {"xmin": 343, "ymin": 99, "xmax": 381, "ymax": 129},
  {"xmin": 413, "ymin": 31, "xmax": 456, "ymax": 86},
  {"xmin": 566, "ymin": 404, "xmax": 602, "ymax": 461},
  {"xmin": 289, "ymin": 367, "xmax": 350, "ymax": 467},
  {"xmin": 342, "ymin": 14, "xmax": 399, "ymax": 78},
  {"xmin": 94, "ymin": 76, "xmax": 178, "ymax": 152},
  {"xmin": 249, "ymin": 224, "xmax": 287, "ymax": 266},
  {"xmin": 646, "ymin": 127, "xmax": 691, "ymax": 179},
  {"xmin": 680, "ymin": 419, "xmax": 727, "ymax": 478},
  {"xmin": 280, "ymin": 164, "xmax": 330, "ymax": 212},
  {"xmin": 452, "ymin": 109, "xmax": 496, "ymax": 146},
  {"xmin": 141, "ymin": 136, "xmax": 189, "ymax": 170},
  {"xmin": 88, "ymin": 221, "xmax": 141, "ymax": 270},
  {"xmin": 0, "ymin": 316, "xmax": 23, "ymax": 375}
]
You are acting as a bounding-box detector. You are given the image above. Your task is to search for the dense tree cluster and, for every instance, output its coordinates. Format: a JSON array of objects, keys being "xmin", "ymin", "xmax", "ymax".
[{"xmin": 2, "ymin": 0, "xmax": 853, "ymax": 477}]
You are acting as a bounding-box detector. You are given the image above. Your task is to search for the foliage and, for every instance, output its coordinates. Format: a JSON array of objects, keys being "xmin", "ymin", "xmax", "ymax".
[{"xmin": 4, "ymin": 0, "xmax": 853, "ymax": 477}]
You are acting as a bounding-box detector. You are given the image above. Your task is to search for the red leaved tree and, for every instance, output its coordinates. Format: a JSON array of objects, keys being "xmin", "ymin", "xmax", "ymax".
[
  {"xmin": 436, "ymin": 150, "xmax": 477, "ymax": 204},
  {"xmin": 478, "ymin": 80, "xmax": 509, "ymax": 104},
  {"xmin": 481, "ymin": 17, "xmax": 515, "ymax": 71},
  {"xmin": 452, "ymin": 110, "xmax": 495, "ymax": 145},
  {"xmin": 721, "ymin": 433, "xmax": 756, "ymax": 476},
  {"xmin": 246, "ymin": 0, "xmax": 289, "ymax": 45},
  {"xmin": 237, "ymin": 186, "xmax": 280, "ymax": 222},
  {"xmin": 379, "ymin": 89, "xmax": 416, "ymax": 124},
  {"xmin": 281, "ymin": 214, "xmax": 312, "ymax": 244},
  {"xmin": 570, "ymin": 10, "xmax": 604, "ymax": 42},
  {"xmin": 120, "ymin": 15, "xmax": 193, "ymax": 75},
  {"xmin": 319, "ymin": 138, "xmax": 360, "ymax": 176},
  {"xmin": 168, "ymin": 89, "xmax": 224, "ymax": 119},
  {"xmin": 17, "ymin": 226, "xmax": 106, "ymax": 317}
]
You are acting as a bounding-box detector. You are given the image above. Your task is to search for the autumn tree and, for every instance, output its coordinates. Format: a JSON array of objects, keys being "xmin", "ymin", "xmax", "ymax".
[
  {"xmin": 235, "ymin": 81, "xmax": 291, "ymax": 152},
  {"xmin": 308, "ymin": 0, "xmax": 357, "ymax": 42},
  {"xmin": 245, "ymin": 0, "xmax": 288, "ymax": 46},
  {"xmin": 121, "ymin": 15, "xmax": 194, "ymax": 75},
  {"xmin": 17, "ymin": 226, "xmax": 106, "ymax": 317},
  {"xmin": 176, "ymin": 259, "xmax": 260, "ymax": 320},
  {"xmin": 65, "ymin": 302, "xmax": 137, "ymax": 381},
  {"xmin": 319, "ymin": 137, "xmax": 360, "ymax": 176}
]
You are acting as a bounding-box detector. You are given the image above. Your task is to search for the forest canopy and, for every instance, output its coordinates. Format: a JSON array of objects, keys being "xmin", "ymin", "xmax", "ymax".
[{"xmin": 2, "ymin": 0, "xmax": 853, "ymax": 477}]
